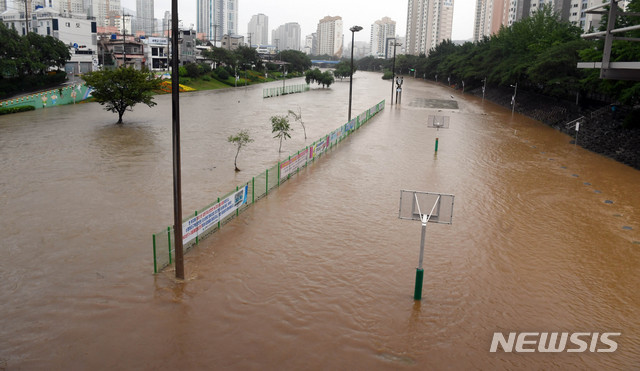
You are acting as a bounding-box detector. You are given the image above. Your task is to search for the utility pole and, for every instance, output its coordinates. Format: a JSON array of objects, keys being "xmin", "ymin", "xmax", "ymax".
[
  {"xmin": 170, "ymin": 0, "xmax": 184, "ymax": 280},
  {"xmin": 122, "ymin": 10, "xmax": 127, "ymax": 67},
  {"xmin": 248, "ymin": 32, "xmax": 253, "ymax": 47},
  {"xmin": 166, "ymin": 17, "xmax": 171, "ymax": 70},
  {"xmin": 23, "ymin": 0, "xmax": 31, "ymax": 34}
]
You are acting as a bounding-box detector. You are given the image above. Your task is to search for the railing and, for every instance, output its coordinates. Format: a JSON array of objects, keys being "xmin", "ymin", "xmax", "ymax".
[
  {"xmin": 263, "ymin": 83, "xmax": 310, "ymax": 98},
  {"xmin": 151, "ymin": 99, "xmax": 386, "ymax": 273}
]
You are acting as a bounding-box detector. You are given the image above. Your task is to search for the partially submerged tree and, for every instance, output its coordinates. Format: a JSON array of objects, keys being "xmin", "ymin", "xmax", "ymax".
[
  {"xmin": 271, "ymin": 115, "xmax": 292, "ymax": 153},
  {"xmin": 82, "ymin": 66, "xmax": 161, "ymax": 124},
  {"xmin": 287, "ymin": 107, "xmax": 306, "ymax": 139},
  {"xmin": 227, "ymin": 129, "xmax": 253, "ymax": 171}
]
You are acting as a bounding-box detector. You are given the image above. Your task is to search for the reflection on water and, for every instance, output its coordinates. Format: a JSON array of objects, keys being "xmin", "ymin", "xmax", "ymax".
[{"xmin": 0, "ymin": 73, "xmax": 638, "ymax": 369}]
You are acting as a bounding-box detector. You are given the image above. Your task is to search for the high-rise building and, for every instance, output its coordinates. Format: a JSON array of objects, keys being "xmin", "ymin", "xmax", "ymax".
[
  {"xmin": 197, "ymin": 0, "xmax": 237, "ymax": 41},
  {"xmin": 303, "ymin": 33, "xmax": 315, "ymax": 54},
  {"xmin": 136, "ymin": 0, "xmax": 153, "ymax": 35},
  {"xmin": 272, "ymin": 22, "xmax": 301, "ymax": 51},
  {"xmin": 405, "ymin": 0, "xmax": 454, "ymax": 55},
  {"xmin": 316, "ymin": 15, "xmax": 343, "ymax": 57},
  {"xmin": 370, "ymin": 17, "xmax": 396, "ymax": 58},
  {"xmin": 248, "ymin": 13, "xmax": 268, "ymax": 46},
  {"xmin": 473, "ymin": 0, "xmax": 626, "ymax": 40}
]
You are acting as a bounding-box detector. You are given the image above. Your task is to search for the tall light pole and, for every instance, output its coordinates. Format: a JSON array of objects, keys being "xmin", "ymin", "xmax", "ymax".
[
  {"xmin": 482, "ymin": 77, "xmax": 487, "ymax": 101},
  {"xmin": 511, "ymin": 82, "xmax": 518, "ymax": 114},
  {"xmin": 390, "ymin": 40, "xmax": 401, "ymax": 105},
  {"xmin": 348, "ymin": 25, "xmax": 362, "ymax": 121},
  {"xmin": 171, "ymin": 0, "xmax": 184, "ymax": 279}
]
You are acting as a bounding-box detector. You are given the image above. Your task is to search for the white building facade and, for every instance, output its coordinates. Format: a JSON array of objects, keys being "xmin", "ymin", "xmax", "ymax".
[
  {"xmin": 247, "ymin": 13, "xmax": 268, "ymax": 46},
  {"xmin": 406, "ymin": 0, "xmax": 454, "ymax": 55},
  {"xmin": 370, "ymin": 16, "xmax": 396, "ymax": 58},
  {"xmin": 316, "ymin": 15, "xmax": 343, "ymax": 58},
  {"xmin": 272, "ymin": 22, "xmax": 301, "ymax": 51}
]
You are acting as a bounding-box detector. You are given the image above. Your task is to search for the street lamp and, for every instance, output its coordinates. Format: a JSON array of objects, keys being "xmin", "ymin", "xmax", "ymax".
[
  {"xmin": 510, "ymin": 82, "xmax": 518, "ymax": 114},
  {"xmin": 348, "ymin": 25, "xmax": 363, "ymax": 121},
  {"xmin": 482, "ymin": 77, "xmax": 487, "ymax": 100},
  {"xmin": 390, "ymin": 40, "xmax": 402, "ymax": 105}
]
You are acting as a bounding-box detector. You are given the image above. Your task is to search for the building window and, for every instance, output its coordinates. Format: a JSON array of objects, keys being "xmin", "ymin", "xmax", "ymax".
[{"xmin": 65, "ymin": 22, "xmax": 70, "ymax": 27}]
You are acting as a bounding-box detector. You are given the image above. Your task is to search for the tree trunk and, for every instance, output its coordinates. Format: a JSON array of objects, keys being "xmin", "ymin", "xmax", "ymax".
[
  {"xmin": 234, "ymin": 147, "xmax": 240, "ymax": 171},
  {"xmin": 279, "ymin": 136, "xmax": 283, "ymax": 153}
]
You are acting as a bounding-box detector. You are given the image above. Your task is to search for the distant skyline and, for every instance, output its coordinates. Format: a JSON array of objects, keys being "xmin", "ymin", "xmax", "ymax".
[{"xmin": 123, "ymin": 0, "xmax": 475, "ymax": 43}]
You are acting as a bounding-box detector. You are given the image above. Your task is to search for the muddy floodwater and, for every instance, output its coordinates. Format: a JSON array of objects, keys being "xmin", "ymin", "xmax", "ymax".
[{"xmin": 1, "ymin": 72, "xmax": 639, "ymax": 370}]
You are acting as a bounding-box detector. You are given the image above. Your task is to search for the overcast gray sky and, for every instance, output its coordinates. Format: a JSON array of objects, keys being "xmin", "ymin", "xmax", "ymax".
[{"xmin": 131, "ymin": 0, "xmax": 475, "ymax": 43}]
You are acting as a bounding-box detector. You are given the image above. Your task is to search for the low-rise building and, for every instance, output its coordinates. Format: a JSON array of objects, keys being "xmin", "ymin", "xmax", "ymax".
[{"xmin": 1, "ymin": 7, "xmax": 98, "ymax": 74}]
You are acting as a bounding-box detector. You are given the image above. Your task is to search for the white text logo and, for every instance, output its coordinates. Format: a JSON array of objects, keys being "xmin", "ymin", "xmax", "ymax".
[{"xmin": 490, "ymin": 332, "xmax": 621, "ymax": 353}]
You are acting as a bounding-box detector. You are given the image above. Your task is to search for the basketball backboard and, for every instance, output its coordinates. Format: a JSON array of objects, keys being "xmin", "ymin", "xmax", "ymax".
[
  {"xmin": 427, "ymin": 115, "xmax": 450, "ymax": 129},
  {"xmin": 398, "ymin": 190, "xmax": 454, "ymax": 224}
]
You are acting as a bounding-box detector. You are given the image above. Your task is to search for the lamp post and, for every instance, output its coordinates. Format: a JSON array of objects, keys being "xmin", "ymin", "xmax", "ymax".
[
  {"xmin": 482, "ymin": 77, "xmax": 487, "ymax": 101},
  {"xmin": 511, "ymin": 82, "xmax": 518, "ymax": 114},
  {"xmin": 348, "ymin": 25, "xmax": 363, "ymax": 121},
  {"xmin": 390, "ymin": 40, "xmax": 402, "ymax": 105},
  {"xmin": 170, "ymin": 0, "xmax": 184, "ymax": 279}
]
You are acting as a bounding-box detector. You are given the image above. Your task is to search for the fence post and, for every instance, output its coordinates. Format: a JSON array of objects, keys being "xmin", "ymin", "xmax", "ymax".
[
  {"xmin": 217, "ymin": 197, "xmax": 221, "ymax": 230},
  {"xmin": 167, "ymin": 226, "xmax": 172, "ymax": 264},
  {"xmin": 152, "ymin": 234, "xmax": 158, "ymax": 274},
  {"xmin": 252, "ymin": 177, "xmax": 255, "ymax": 203},
  {"xmin": 277, "ymin": 161, "xmax": 281, "ymax": 187},
  {"xmin": 266, "ymin": 169, "xmax": 269, "ymax": 195},
  {"xmin": 236, "ymin": 186, "xmax": 239, "ymax": 217},
  {"xmin": 194, "ymin": 210, "xmax": 198, "ymax": 245},
  {"xmin": 288, "ymin": 155, "xmax": 291, "ymax": 179}
]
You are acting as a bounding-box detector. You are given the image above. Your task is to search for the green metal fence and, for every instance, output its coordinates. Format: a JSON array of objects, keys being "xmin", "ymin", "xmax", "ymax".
[
  {"xmin": 263, "ymin": 84, "xmax": 310, "ymax": 98},
  {"xmin": 152, "ymin": 99, "xmax": 386, "ymax": 273}
]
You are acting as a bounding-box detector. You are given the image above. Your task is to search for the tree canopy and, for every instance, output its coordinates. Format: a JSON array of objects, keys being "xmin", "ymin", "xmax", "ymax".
[
  {"xmin": 82, "ymin": 67, "xmax": 162, "ymax": 124},
  {"xmin": 278, "ymin": 50, "xmax": 312, "ymax": 73},
  {"xmin": 0, "ymin": 22, "xmax": 70, "ymax": 78}
]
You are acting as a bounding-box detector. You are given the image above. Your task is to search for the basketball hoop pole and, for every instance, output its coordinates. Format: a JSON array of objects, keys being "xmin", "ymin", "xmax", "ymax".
[{"xmin": 414, "ymin": 217, "xmax": 427, "ymax": 300}]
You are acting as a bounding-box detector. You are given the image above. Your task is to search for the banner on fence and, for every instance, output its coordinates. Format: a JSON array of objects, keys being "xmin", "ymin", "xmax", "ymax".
[
  {"xmin": 280, "ymin": 148, "xmax": 309, "ymax": 179},
  {"xmin": 346, "ymin": 119, "xmax": 356, "ymax": 132},
  {"xmin": 182, "ymin": 185, "xmax": 249, "ymax": 244},
  {"xmin": 310, "ymin": 136, "xmax": 330, "ymax": 159},
  {"xmin": 359, "ymin": 112, "xmax": 367, "ymax": 125}
]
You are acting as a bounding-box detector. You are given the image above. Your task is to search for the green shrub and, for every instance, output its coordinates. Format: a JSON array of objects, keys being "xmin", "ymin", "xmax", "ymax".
[
  {"xmin": 0, "ymin": 105, "xmax": 36, "ymax": 115},
  {"xmin": 184, "ymin": 63, "xmax": 200, "ymax": 78},
  {"xmin": 215, "ymin": 66, "xmax": 230, "ymax": 80}
]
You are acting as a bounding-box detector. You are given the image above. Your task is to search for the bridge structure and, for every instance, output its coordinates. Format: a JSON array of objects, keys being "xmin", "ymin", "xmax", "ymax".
[{"xmin": 578, "ymin": 0, "xmax": 640, "ymax": 81}]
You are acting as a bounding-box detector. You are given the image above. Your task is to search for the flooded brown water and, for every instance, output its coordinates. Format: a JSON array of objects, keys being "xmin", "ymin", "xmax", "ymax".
[{"xmin": 1, "ymin": 72, "xmax": 638, "ymax": 370}]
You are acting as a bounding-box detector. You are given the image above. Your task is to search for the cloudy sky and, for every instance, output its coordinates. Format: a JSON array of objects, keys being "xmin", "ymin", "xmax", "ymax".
[{"xmin": 125, "ymin": 0, "xmax": 475, "ymax": 43}]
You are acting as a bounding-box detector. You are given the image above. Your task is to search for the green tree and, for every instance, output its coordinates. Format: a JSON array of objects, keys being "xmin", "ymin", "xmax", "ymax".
[
  {"xmin": 279, "ymin": 50, "xmax": 312, "ymax": 72},
  {"xmin": 271, "ymin": 115, "xmax": 292, "ymax": 153},
  {"xmin": 82, "ymin": 67, "xmax": 161, "ymax": 124},
  {"xmin": 203, "ymin": 46, "xmax": 234, "ymax": 67},
  {"xmin": 287, "ymin": 107, "xmax": 306, "ymax": 139},
  {"xmin": 320, "ymin": 71, "xmax": 335, "ymax": 88},
  {"xmin": 227, "ymin": 129, "xmax": 253, "ymax": 171},
  {"xmin": 305, "ymin": 68, "xmax": 323, "ymax": 84},
  {"xmin": 234, "ymin": 45, "xmax": 262, "ymax": 70},
  {"xmin": 332, "ymin": 60, "xmax": 354, "ymax": 80}
]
